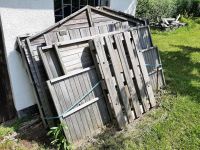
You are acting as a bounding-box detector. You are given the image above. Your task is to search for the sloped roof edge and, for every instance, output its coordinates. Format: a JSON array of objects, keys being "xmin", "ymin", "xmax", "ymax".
[
  {"xmin": 30, "ymin": 5, "xmax": 89, "ymax": 40},
  {"xmin": 29, "ymin": 5, "xmax": 144, "ymax": 41},
  {"xmin": 100, "ymin": 6, "xmax": 147, "ymax": 25}
]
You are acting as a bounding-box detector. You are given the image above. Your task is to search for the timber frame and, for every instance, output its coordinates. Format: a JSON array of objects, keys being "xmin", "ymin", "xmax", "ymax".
[
  {"xmin": 17, "ymin": 6, "xmax": 165, "ymax": 144},
  {"xmin": 17, "ymin": 5, "xmax": 147, "ymax": 127}
]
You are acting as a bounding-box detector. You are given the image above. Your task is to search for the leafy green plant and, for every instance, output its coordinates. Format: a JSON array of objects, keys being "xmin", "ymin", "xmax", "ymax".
[
  {"xmin": 47, "ymin": 123, "xmax": 72, "ymax": 150},
  {"xmin": 136, "ymin": 0, "xmax": 177, "ymax": 21},
  {"xmin": 136, "ymin": 0, "xmax": 200, "ymax": 22}
]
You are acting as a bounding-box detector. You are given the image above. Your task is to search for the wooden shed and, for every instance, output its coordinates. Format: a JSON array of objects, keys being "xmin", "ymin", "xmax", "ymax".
[{"xmin": 18, "ymin": 5, "xmax": 165, "ymax": 143}]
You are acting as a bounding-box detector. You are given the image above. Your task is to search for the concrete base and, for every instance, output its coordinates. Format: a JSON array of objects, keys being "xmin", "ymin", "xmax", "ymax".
[{"xmin": 17, "ymin": 104, "xmax": 39, "ymax": 118}]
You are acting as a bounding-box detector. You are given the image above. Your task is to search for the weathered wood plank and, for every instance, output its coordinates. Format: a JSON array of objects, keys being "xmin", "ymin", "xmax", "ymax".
[
  {"xmin": 38, "ymin": 48, "xmax": 54, "ymax": 79},
  {"xmin": 64, "ymin": 79, "xmax": 83, "ymax": 141},
  {"xmin": 26, "ymin": 38, "xmax": 54, "ymax": 127},
  {"xmin": 113, "ymin": 34, "xmax": 142, "ymax": 117},
  {"xmin": 47, "ymin": 81, "xmax": 72, "ymax": 141},
  {"xmin": 90, "ymin": 38, "xmax": 126, "ymax": 129},
  {"xmin": 89, "ymin": 27, "xmax": 113, "ymax": 121},
  {"xmin": 131, "ymin": 30, "xmax": 156, "ymax": 107},
  {"xmin": 54, "ymin": 44, "xmax": 67, "ymax": 74},
  {"xmin": 123, "ymin": 32, "xmax": 150, "ymax": 111},
  {"xmin": 73, "ymin": 75, "xmax": 92, "ymax": 137},
  {"xmin": 104, "ymin": 36, "xmax": 135, "ymax": 122},
  {"xmin": 79, "ymin": 25, "xmax": 108, "ymax": 128},
  {"xmin": 58, "ymin": 80, "xmax": 80, "ymax": 142}
]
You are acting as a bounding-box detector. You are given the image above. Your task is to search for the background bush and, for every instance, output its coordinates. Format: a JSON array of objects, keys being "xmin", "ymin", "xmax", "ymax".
[
  {"xmin": 176, "ymin": 0, "xmax": 200, "ymax": 16},
  {"xmin": 136, "ymin": 0, "xmax": 200, "ymax": 21}
]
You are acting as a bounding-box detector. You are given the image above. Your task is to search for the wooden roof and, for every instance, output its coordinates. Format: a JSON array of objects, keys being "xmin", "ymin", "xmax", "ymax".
[{"xmin": 30, "ymin": 5, "xmax": 145, "ymax": 41}]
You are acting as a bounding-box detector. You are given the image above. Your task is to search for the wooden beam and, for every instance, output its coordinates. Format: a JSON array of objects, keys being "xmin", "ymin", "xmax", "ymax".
[
  {"xmin": 123, "ymin": 32, "xmax": 149, "ymax": 112},
  {"xmin": 62, "ymin": 97, "xmax": 102, "ymax": 118},
  {"xmin": 30, "ymin": 6, "xmax": 89, "ymax": 40},
  {"xmin": 38, "ymin": 48, "xmax": 54, "ymax": 79},
  {"xmin": 114, "ymin": 34, "xmax": 142, "ymax": 118},
  {"xmin": 50, "ymin": 66, "xmax": 96, "ymax": 83},
  {"xmin": 54, "ymin": 44, "xmax": 67, "ymax": 74},
  {"xmin": 89, "ymin": 38, "xmax": 126, "ymax": 129},
  {"xmin": 104, "ymin": 36, "xmax": 135, "ymax": 122},
  {"xmin": 87, "ymin": 7, "xmax": 94, "ymax": 27},
  {"xmin": 41, "ymin": 26, "xmax": 148, "ymax": 50},
  {"xmin": 131, "ymin": 30, "xmax": 156, "ymax": 107}
]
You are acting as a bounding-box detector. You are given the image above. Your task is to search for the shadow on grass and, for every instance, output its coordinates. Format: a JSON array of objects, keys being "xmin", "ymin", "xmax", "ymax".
[{"xmin": 161, "ymin": 45, "xmax": 200, "ymax": 102}]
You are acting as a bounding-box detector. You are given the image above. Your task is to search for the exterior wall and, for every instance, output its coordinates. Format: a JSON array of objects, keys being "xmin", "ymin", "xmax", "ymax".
[
  {"xmin": 0, "ymin": 27, "xmax": 16, "ymax": 122},
  {"xmin": 0, "ymin": 0, "xmax": 55, "ymax": 112},
  {"xmin": 110, "ymin": 0, "xmax": 137, "ymax": 16}
]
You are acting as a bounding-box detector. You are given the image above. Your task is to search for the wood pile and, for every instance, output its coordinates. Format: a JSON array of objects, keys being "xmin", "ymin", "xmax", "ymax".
[
  {"xmin": 152, "ymin": 15, "xmax": 186, "ymax": 30},
  {"xmin": 17, "ymin": 5, "xmax": 165, "ymax": 144}
]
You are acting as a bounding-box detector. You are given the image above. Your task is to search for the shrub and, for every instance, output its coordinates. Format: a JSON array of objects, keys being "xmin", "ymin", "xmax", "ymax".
[
  {"xmin": 176, "ymin": 0, "xmax": 200, "ymax": 17},
  {"xmin": 136, "ymin": 0, "xmax": 177, "ymax": 21},
  {"xmin": 136, "ymin": 0, "xmax": 200, "ymax": 21}
]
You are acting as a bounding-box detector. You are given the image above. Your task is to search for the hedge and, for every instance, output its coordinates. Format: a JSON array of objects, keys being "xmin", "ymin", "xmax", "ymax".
[{"xmin": 136, "ymin": 0, "xmax": 200, "ymax": 21}]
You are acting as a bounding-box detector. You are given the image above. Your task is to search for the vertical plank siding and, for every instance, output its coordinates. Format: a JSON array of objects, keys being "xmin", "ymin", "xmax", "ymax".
[
  {"xmin": 47, "ymin": 68, "xmax": 110, "ymax": 142},
  {"xmin": 18, "ymin": 21, "xmax": 130, "ymax": 127},
  {"xmin": 16, "ymin": 6, "xmax": 165, "ymax": 144}
]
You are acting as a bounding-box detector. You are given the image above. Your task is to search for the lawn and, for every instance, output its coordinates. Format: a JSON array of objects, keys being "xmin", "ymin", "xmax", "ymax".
[
  {"xmin": 88, "ymin": 18, "xmax": 200, "ymax": 149},
  {"xmin": 0, "ymin": 19, "xmax": 200, "ymax": 150}
]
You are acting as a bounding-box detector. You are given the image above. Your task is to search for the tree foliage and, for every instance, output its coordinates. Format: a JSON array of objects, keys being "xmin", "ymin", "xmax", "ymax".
[{"xmin": 136, "ymin": 0, "xmax": 200, "ymax": 21}]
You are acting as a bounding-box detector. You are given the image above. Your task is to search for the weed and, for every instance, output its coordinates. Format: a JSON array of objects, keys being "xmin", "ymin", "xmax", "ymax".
[{"xmin": 47, "ymin": 123, "xmax": 72, "ymax": 150}]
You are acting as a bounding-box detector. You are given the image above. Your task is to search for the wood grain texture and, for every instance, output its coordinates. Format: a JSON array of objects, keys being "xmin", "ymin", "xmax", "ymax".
[
  {"xmin": 47, "ymin": 69, "xmax": 110, "ymax": 143},
  {"xmin": 104, "ymin": 36, "xmax": 135, "ymax": 122},
  {"xmin": 90, "ymin": 38, "xmax": 126, "ymax": 129},
  {"xmin": 113, "ymin": 34, "xmax": 142, "ymax": 117},
  {"xmin": 131, "ymin": 30, "xmax": 156, "ymax": 107}
]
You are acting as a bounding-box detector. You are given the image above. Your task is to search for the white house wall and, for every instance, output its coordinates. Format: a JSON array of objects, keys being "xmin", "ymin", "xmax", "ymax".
[
  {"xmin": 110, "ymin": 0, "xmax": 137, "ymax": 16},
  {"xmin": 0, "ymin": 0, "xmax": 55, "ymax": 112}
]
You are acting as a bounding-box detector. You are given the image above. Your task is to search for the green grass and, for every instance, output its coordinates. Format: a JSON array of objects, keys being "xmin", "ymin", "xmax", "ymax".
[
  {"xmin": 0, "ymin": 126, "xmax": 14, "ymax": 139},
  {"xmin": 0, "ymin": 117, "xmax": 33, "ymax": 139},
  {"xmin": 88, "ymin": 18, "xmax": 200, "ymax": 149}
]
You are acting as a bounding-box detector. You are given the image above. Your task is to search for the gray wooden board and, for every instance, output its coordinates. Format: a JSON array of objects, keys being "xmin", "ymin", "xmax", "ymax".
[
  {"xmin": 100, "ymin": 6, "xmax": 146, "ymax": 25},
  {"xmin": 17, "ymin": 6, "xmax": 147, "ymax": 129},
  {"xmin": 123, "ymin": 32, "xmax": 150, "ymax": 111},
  {"xmin": 25, "ymin": 39, "xmax": 55, "ymax": 127},
  {"xmin": 79, "ymin": 25, "xmax": 110, "ymax": 126},
  {"xmin": 18, "ymin": 12, "xmax": 165, "ymax": 129},
  {"xmin": 113, "ymin": 34, "xmax": 142, "ymax": 117},
  {"xmin": 89, "ymin": 26, "xmax": 114, "ymax": 121},
  {"xmin": 39, "ymin": 23, "xmax": 129, "ymax": 78},
  {"xmin": 47, "ymin": 69, "xmax": 110, "ymax": 143},
  {"xmin": 104, "ymin": 36, "xmax": 135, "ymax": 122},
  {"xmin": 90, "ymin": 38, "xmax": 126, "ymax": 129},
  {"xmin": 40, "ymin": 30, "xmax": 119, "ymax": 133},
  {"xmin": 131, "ymin": 30, "xmax": 156, "ymax": 107}
]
